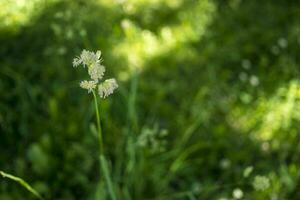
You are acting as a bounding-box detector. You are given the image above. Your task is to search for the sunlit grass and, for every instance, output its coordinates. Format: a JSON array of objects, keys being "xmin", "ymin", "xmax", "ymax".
[
  {"xmin": 114, "ymin": 0, "xmax": 216, "ymax": 79},
  {"xmin": 0, "ymin": 0, "xmax": 298, "ymax": 199},
  {"xmin": 99, "ymin": 0, "xmax": 184, "ymax": 11},
  {"xmin": 228, "ymin": 80, "xmax": 300, "ymax": 141},
  {"xmin": 0, "ymin": 0, "xmax": 52, "ymax": 31}
]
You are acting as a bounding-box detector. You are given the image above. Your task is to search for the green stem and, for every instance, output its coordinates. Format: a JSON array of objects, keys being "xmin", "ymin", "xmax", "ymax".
[
  {"xmin": 100, "ymin": 155, "xmax": 117, "ymax": 200},
  {"xmin": 92, "ymin": 90, "xmax": 116, "ymax": 200},
  {"xmin": 92, "ymin": 90, "xmax": 104, "ymax": 155}
]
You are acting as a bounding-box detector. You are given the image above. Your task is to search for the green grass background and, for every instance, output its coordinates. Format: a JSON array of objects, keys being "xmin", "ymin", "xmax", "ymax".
[{"xmin": 0, "ymin": 0, "xmax": 299, "ymax": 199}]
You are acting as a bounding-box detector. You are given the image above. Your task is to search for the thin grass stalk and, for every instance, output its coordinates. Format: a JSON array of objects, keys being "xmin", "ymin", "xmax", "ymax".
[
  {"xmin": 92, "ymin": 91, "xmax": 104, "ymax": 154},
  {"xmin": 123, "ymin": 71, "xmax": 139, "ymax": 196},
  {"xmin": 0, "ymin": 171, "xmax": 44, "ymax": 200},
  {"xmin": 100, "ymin": 155, "xmax": 117, "ymax": 200},
  {"xmin": 92, "ymin": 90, "xmax": 117, "ymax": 200}
]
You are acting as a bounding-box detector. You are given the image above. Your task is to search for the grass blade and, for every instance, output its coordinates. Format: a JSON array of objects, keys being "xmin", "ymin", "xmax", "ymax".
[
  {"xmin": 100, "ymin": 155, "xmax": 117, "ymax": 200},
  {"xmin": 0, "ymin": 170, "xmax": 44, "ymax": 200}
]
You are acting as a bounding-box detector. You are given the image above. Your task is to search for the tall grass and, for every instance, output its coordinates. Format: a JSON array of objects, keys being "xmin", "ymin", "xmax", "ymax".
[
  {"xmin": 92, "ymin": 90, "xmax": 117, "ymax": 200},
  {"xmin": 73, "ymin": 50, "xmax": 118, "ymax": 200}
]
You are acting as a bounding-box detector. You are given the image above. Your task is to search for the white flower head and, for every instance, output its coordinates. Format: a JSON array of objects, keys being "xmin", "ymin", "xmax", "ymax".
[
  {"xmin": 73, "ymin": 50, "xmax": 118, "ymax": 98},
  {"xmin": 88, "ymin": 63, "xmax": 105, "ymax": 81},
  {"xmin": 232, "ymin": 188, "xmax": 243, "ymax": 199},
  {"xmin": 98, "ymin": 78, "xmax": 118, "ymax": 98},
  {"xmin": 253, "ymin": 175, "xmax": 270, "ymax": 191},
  {"xmin": 80, "ymin": 80, "xmax": 97, "ymax": 93},
  {"xmin": 73, "ymin": 50, "xmax": 102, "ymax": 67}
]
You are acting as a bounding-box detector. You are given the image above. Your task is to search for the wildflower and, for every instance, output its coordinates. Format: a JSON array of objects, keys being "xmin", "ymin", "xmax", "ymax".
[
  {"xmin": 80, "ymin": 80, "xmax": 97, "ymax": 93},
  {"xmin": 73, "ymin": 50, "xmax": 102, "ymax": 68},
  {"xmin": 98, "ymin": 79, "xmax": 118, "ymax": 98},
  {"xmin": 73, "ymin": 50, "xmax": 118, "ymax": 98},
  {"xmin": 72, "ymin": 50, "xmax": 117, "ymax": 200},
  {"xmin": 232, "ymin": 188, "xmax": 243, "ymax": 199},
  {"xmin": 137, "ymin": 125, "xmax": 169, "ymax": 153},
  {"xmin": 252, "ymin": 175, "xmax": 270, "ymax": 191},
  {"xmin": 88, "ymin": 63, "xmax": 105, "ymax": 81}
]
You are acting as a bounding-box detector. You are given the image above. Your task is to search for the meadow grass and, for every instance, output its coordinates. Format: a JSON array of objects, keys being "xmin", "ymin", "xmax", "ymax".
[{"xmin": 0, "ymin": 171, "xmax": 43, "ymax": 200}]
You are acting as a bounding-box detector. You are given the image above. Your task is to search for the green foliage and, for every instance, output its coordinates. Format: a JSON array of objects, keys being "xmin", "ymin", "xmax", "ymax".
[{"xmin": 0, "ymin": 0, "xmax": 300, "ymax": 199}]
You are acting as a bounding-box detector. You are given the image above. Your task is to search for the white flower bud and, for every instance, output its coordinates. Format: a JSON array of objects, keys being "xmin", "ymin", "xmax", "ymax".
[
  {"xmin": 88, "ymin": 63, "xmax": 105, "ymax": 81},
  {"xmin": 253, "ymin": 175, "xmax": 270, "ymax": 191},
  {"xmin": 98, "ymin": 78, "xmax": 118, "ymax": 98},
  {"xmin": 232, "ymin": 188, "xmax": 243, "ymax": 199},
  {"xmin": 73, "ymin": 49, "xmax": 102, "ymax": 67},
  {"xmin": 79, "ymin": 80, "xmax": 97, "ymax": 93}
]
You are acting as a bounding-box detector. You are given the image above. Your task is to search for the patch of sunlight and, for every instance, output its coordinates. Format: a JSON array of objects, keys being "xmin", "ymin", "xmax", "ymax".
[
  {"xmin": 228, "ymin": 81, "xmax": 300, "ymax": 140},
  {"xmin": 99, "ymin": 0, "xmax": 184, "ymax": 11},
  {"xmin": 114, "ymin": 0, "xmax": 216, "ymax": 79},
  {"xmin": 258, "ymin": 81, "xmax": 299, "ymax": 140},
  {"xmin": 0, "ymin": 0, "xmax": 55, "ymax": 31}
]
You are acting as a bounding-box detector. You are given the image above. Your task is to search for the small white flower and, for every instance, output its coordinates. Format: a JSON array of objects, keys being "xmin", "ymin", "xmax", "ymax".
[
  {"xmin": 137, "ymin": 125, "xmax": 168, "ymax": 153},
  {"xmin": 88, "ymin": 63, "xmax": 106, "ymax": 81},
  {"xmin": 79, "ymin": 80, "xmax": 97, "ymax": 93},
  {"xmin": 81, "ymin": 50, "xmax": 100, "ymax": 66},
  {"xmin": 253, "ymin": 175, "xmax": 270, "ymax": 191},
  {"xmin": 73, "ymin": 50, "xmax": 102, "ymax": 67},
  {"xmin": 232, "ymin": 188, "xmax": 243, "ymax": 199},
  {"xmin": 98, "ymin": 78, "xmax": 118, "ymax": 98}
]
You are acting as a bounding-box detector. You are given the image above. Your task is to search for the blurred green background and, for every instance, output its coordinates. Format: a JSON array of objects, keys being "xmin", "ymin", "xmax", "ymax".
[{"xmin": 0, "ymin": 0, "xmax": 299, "ymax": 199}]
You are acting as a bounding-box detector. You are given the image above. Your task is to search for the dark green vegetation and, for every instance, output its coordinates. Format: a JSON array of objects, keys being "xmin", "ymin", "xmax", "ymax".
[{"xmin": 0, "ymin": 0, "xmax": 299, "ymax": 199}]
